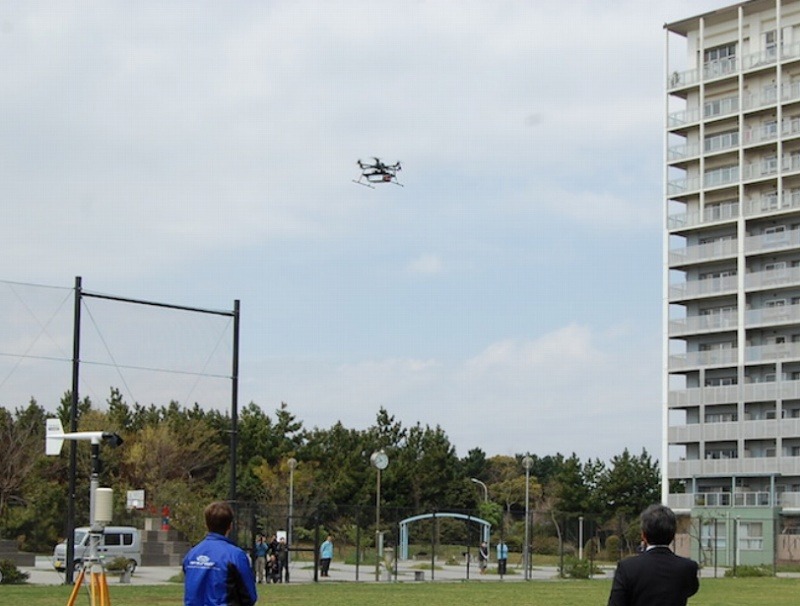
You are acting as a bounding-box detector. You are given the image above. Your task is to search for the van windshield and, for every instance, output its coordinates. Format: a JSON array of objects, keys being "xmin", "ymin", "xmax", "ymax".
[{"xmin": 74, "ymin": 530, "xmax": 88, "ymax": 545}]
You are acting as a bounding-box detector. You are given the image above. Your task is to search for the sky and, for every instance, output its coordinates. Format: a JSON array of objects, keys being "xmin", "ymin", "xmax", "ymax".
[{"xmin": 0, "ymin": 1, "xmax": 734, "ymax": 464}]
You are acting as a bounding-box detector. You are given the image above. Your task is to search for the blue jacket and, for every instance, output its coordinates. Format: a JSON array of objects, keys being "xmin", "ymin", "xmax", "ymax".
[
  {"xmin": 183, "ymin": 533, "xmax": 258, "ymax": 606},
  {"xmin": 320, "ymin": 539, "xmax": 334, "ymax": 559}
]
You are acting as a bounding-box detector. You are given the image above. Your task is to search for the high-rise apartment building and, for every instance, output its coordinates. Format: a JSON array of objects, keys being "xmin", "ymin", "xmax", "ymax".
[{"xmin": 665, "ymin": 0, "xmax": 800, "ymax": 566}]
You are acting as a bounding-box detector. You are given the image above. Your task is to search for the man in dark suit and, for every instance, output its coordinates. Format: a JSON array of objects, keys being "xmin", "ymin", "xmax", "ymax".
[{"xmin": 607, "ymin": 504, "xmax": 699, "ymax": 606}]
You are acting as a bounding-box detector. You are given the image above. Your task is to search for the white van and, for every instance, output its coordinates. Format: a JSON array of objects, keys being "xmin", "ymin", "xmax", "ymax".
[{"xmin": 53, "ymin": 526, "xmax": 142, "ymax": 572}]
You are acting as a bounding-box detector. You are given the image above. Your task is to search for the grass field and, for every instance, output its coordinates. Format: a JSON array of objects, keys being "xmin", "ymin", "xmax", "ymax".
[{"xmin": 1, "ymin": 577, "xmax": 800, "ymax": 606}]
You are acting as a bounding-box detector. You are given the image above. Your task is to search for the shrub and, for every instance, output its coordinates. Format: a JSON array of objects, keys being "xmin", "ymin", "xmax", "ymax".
[
  {"xmin": 605, "ymin": 535, "xmax": 621, "ymax": 562},
  {"xmin": 103, "ymin": 557, "xmax": 131, "ymax": 572},
  {"xmin": 562, "ymin": 556, "xmax": 599, "ymax": 579},
  {"xmin": 532, "ymin": 536, "xmax": 561, "ymax": 556},
  {"xmin": 583, "ymin": 537, "xmax": 599, "ymax": 558},
  {"xmin": 0, "ymin": 559, "xmax": 30, "ymax": 584},
  {"xmin": 724, "ymin": 565, "xmax": 774, "ymax": 578}
]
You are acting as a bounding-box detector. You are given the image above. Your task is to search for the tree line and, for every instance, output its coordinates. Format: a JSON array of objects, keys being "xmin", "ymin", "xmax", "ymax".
[{"xmin": 0, "ymin": 389, "xmax": 661, "ymax": 556}]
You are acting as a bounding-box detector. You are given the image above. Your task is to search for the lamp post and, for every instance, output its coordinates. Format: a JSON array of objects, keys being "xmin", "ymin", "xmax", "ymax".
[
  {"xmin": 522, "ymin": 455, "xmax": 533, "ymax": 581},
  {"xmin": 370, "ymin": 450, "xmax": 389, "ymax": 582},
  {"xmin": 287, "ymin": 457, "xmax": 297, "ymax": 582},
  {"xmin": 470, "ymin": 478, "xmax": 488, "ymax": 503}
]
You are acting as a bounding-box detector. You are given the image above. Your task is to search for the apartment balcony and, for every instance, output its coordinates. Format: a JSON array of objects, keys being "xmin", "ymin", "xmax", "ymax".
[
  {"xmin": 668, "ymin": 175, "xmax": 701, "ymax": 196},
  {"xmin": 744, "ymin": 229, "xmax": 800, "ymax": 255},
  {"xmin": 668, "ymin": 275, "xmax": 737, "ymax": 302},
  {"xmin": 743, "ymin": 190, "xmax": 800, "ymax": 218},
  {"xmin": 669, "ymin": 348, "xmax": 737, "ymax": 371},
  {"xmin": 668, "ymin": 106, "xmax": 702, "ymax": 128},
  {"xmin": 668, "ymin": 43, "xmax": 800, "ymax": 93},
  {"xmin": 669, "ymin": 492, "xmax": 800, "ymax": 510},
  {"xmin": 780, "ymin": 492, "xmax": 800, "ymax": 508},
  {"xmin": 743, "ymin": 86, "xmax": 779, "ymax": 112},
  {"xmin": 669, "ymin": 421, "xmax": 739, "ymax": 443},
  {"xmin": 666, "ymin": 493, "xmax": 694, "ymax": 511},
  {"xmin": 745, "ymin": 266, "xmax": 800, "ymax": 292},
  {"xmin": 668, "ymin": 142, "xmax": 701, "ymax": 162},
  {"xmin": 668, "ymin": 419, "xmax": 784, "ymax": 444},
  {"xmin": 746, "ymin": 342, "xmax": 800, "ymax": 364},
  {"xmin": 669, "ymin": 238, "xmax": 737, "ymax": 266},
  {"xmin": 668, "ymin": 201, "xmax": 739, "ymax": 231},
  {"xmin": 668, "ymin": 381, "xmax": 800, "ymax": 407},
  {"xmin": 669, "ymin": 311, "xmax": 737, "ymax": 337},
  {"xmin": 668, "ymin": 457, "xmax": 800, "ymax": 478},
  {"xmin": 744, "ymin": 381, "xmax": 800, "ymax": 402}
]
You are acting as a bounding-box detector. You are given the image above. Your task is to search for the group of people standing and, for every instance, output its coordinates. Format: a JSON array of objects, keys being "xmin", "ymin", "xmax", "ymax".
[
  {"xmin": 184, "ymin": 501, "xmax": 698, "ymax": 606},
  {"xmin": 253, "ymin": 533, "xmax": 290, "ymax": 584}
]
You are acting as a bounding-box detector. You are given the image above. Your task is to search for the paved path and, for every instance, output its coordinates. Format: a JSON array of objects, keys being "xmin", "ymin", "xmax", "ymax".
[
  {"xmin": 23, "ymin": 555, "xmax": 754, "ymax": 586},
  {"xmin": 22, "ymin": 555, "xmax": 614, "ymax": 586}
]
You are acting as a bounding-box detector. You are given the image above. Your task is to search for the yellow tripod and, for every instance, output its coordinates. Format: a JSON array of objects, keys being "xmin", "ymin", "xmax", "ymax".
[{"xmin": 65, "ymin": 559, "xmax": 111, "ymax": 606}]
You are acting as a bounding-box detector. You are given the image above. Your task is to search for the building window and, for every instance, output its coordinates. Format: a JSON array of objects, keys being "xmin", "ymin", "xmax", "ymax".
[
  {"xmin": 701, "ymin": 519, "xmax": 727, "ymax": 549},
  {"xmin": 705, "ymin": 42, "xmax": 737, "ymax": 63},
  {"xmin": 705, "ymin": 130, "xmax": 739, "ymax": 152},
  {"xmin": 765, "ymin": 30, "xmax": 779, "ymax": 57},
  {"xmin": 738, "ymin": 522, "xmax": 763, "ymax": 550}
]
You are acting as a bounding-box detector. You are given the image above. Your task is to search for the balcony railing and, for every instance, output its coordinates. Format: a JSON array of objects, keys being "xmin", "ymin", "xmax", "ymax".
[
  {"xmin": 668, "ymin": 275, "xmax": 737, "ymax": 301},
  {"xmin": 670, "ymin": 492, "xmax": 800, "ymax": 509},
  {"xmin": 743, "ymin": 190, "xmax": 800, "ymax": 217},
  {"xmin": 668, "ymin": 384, "xmax": 738, "ymax": 407},
  {"xmin": 744, "ymin": 228, "xmax": 800, "ymax": 254},
  {"xmin": 669, "ymin": 311, "xmax": 737, "ymax": 336},
  {"xmin": 669, "ymin": 238, "xmax": 737, "ymax": 266},
  {"xmin": 668, "ymin": 202, "xmax": 739, "ymax": 230},
  {"xmin": 668, "ymin": 43, "xmax": 800, "ymax": 92},
  {"xmin": 745, "ymin": 303, "xmax": 800, "ymax": 328},
  {"xmin": 746, "ymin": 341, "xmax": 800, "ymax": 364},
  {"xmin": 669, "ymin": 457, "xmax": 800, "ymax": 477},
  {"xmin": 745, "ymin": 266, "xmax": 800, "ymax": 291},
  {"xmin": 669, "ymin": 348, "xmax": 737, "ymax": 371}
]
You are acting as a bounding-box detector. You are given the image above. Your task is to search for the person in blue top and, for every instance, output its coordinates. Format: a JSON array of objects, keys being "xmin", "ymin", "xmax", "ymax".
[
  {"xmin": 183, "ymin": 501, "xmax": 258, "ymax": 606},
  {"xmin": 319, "ymin": 535, "xmax": 334, "ymax": 577},
  {"xmin": 496, "ymin": 540, "xmax": 508, "ymax": 575},
  {"xmin": 253, "ymin": 535, "xmax": 268, "ymax": 584}
]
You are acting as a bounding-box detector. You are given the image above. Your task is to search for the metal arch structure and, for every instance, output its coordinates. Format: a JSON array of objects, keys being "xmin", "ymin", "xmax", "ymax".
[{"xmin": 398, "ymin": 512, "xmax": 491, "ymax": 561}]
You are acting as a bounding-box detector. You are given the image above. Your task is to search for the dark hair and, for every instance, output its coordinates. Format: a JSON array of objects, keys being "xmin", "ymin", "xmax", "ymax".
[
  {"xmin": 640, "ymin": 504, "xmax": 677, "ymax": 546},
  {"xmin": 204, "ymin": 501, "xmax": 234, "ymax": 535}
]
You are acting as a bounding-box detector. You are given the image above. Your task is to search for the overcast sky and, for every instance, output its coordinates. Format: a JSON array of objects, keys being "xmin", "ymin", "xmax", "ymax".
[{"xmin": 0, "ymin": 1, "xmax": 733, "ymax": 463}]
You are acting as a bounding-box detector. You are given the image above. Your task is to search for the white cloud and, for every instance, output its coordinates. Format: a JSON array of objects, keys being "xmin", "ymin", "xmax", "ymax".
[{"xmin": 405, "ymin": 254, "xmax": 443, "ymax": 276}]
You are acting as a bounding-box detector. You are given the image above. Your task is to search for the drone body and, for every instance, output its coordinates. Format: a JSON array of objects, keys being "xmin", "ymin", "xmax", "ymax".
[{"xmin": 354, "ymin": 157, "xmax": 403, "ymax": 188}]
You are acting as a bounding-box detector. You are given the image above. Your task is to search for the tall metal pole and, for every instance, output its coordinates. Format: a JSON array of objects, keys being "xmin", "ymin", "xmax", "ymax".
[
  {"xmin": 287, "ymin": 457, "xmax": 297, "ymax": 582},
  {"xmin": 522, "ymin": 455, "xmax": 533, "ymax": 581},
  {"xmin": 229, "ymin": 300, "xmax": 240, "ymax": 537},
  {"xmin": 375, "ymin": 467, "xmax": 381, "ymax": 582},
  {"xmin": 66, "ymin": 275, "xmax": 82, "ymax": 584},
  {"xmin": 471, "ymin": 478, "xmax": 488, "ymax": 503}
]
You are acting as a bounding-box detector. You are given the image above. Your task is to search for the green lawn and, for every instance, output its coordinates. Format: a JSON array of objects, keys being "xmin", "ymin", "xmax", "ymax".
[{"xmin": 1, "ymin": 577, "xmax": 799, "ymax": 606}]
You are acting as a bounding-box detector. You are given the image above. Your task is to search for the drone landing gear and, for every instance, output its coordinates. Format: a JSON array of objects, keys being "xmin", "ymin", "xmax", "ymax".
[{"xmin": 352, "ymin": 179, "xmax": 375, "ymax": 189}]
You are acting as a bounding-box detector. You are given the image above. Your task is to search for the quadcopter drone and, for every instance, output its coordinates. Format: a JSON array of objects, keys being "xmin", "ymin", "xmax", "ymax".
[{"xmin": 353, "ymin": 157, "xmax": 403, "ymax": 188}]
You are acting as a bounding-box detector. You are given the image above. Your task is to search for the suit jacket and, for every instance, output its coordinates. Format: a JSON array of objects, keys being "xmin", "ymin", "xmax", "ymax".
[{"xmin": 607, "ymin": 546, "xmax": 699, "ymax": 606}]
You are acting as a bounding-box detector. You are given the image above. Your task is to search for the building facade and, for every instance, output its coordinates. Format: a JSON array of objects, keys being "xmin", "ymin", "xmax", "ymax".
[{"xmin": 665, "ymin": 0, "xmax": 800, "ymax": 566}]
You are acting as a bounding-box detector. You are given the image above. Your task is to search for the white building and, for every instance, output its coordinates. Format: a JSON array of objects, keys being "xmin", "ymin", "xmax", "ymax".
[{"xmin": 665, "ymin": 0, "xmax": 800, "ymax": 566}]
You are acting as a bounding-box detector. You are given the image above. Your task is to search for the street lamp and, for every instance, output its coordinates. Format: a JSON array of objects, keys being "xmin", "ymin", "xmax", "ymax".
[
  {"xmin": 522, "ymin": 455, "xmax": 533, "ymax": 581},
  {"xmin": 287, "ymin": 457, "xmax": 297, "ymax": 582},
  {"xmin": 470, "ymin": 478, "xmax": 488, "ymax": 503},
  {"xmin": 370, "ymin": 450, "xmax": 389, "ymax": 582}
]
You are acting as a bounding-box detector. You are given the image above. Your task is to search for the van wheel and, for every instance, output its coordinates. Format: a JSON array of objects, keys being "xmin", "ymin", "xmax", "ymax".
[
  {"xmin": 73, "ymin": 560, "xmax": 83, "ymax": 572},
  {"xmin": 127, "ymin": 560, "xmax": 137, "ymax": 574}
]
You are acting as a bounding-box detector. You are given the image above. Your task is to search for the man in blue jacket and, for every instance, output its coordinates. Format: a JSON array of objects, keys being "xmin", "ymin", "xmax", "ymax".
[{"xmin": 184, "ymin": 501, "xmax": 258, "ymax": 606}]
